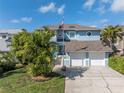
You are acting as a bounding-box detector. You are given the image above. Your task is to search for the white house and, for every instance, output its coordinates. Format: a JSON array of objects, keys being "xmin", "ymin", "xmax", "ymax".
[
  {"xmin": 0, "ymin": 29, "xmax": 21, "ymax": 52},
  {"xmin": 47, "ymin": 24, "xmax": 112, "ymax": 67}
]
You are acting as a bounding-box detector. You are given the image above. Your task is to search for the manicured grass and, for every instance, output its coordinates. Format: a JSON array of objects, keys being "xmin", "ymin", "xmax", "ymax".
[
  {"xmin": 0, "ymin": 68, "xmax": 65, "ymax": 93},
  {"xmin": 109, "ymin": 56, "xmax": 124, "ymax": 74}
]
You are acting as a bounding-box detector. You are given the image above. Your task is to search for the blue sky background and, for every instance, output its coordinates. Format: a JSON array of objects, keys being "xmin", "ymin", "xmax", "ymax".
[{"xmin": 0, "ymin": 0, "xmax": 124, "ymax": 31}]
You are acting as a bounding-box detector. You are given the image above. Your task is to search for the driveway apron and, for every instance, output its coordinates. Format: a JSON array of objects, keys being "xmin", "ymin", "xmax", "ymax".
[{"xmin": 65, "ymin": 67, "xmax": 124, "ymax": 93}]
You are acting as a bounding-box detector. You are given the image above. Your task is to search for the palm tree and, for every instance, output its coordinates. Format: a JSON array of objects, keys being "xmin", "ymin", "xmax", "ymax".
[
  {"xmin": 11, "ymin": 29, "xmax": 31, "ymax": 64},
  {"xmin": 28, "ymin": 27, "xmax": 58, "ymax": 75},
  {"xmin": 101, "ymin": 25, "xmax": 123, "ymax": 52},
  {"xmin": 11, "ymin": 27, "xmax": 58, "ymax": 76}
]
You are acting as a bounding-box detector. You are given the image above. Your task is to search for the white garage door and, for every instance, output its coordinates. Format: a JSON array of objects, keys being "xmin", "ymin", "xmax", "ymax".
[
  {"xmin": 90, "ymin": 52, "xmax": 105, "ymax": 66},
  {"xmin": 70, "ymin": 52, "xmax": 85, "ymax": 66}
]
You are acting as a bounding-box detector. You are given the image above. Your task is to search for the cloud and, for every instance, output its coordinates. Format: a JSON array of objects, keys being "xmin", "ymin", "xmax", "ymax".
[
  {"xmin": 10, "ymin": 19, "xmax": 20, "ymax": 23},
  {"xmin": 38, "ymin": 2, "xmax": 65, "ymax": 15},
  {"xmin": 21, "ymin": 17, "xmax": 32, "ymax": 23},
  {"xmin": 58, "ymin": 5, "xmax": 65, "ymax": 14},
  {"xmin": 96, "ymin": 5, "xmax": 106, "ymax": 14},
  {"xmin": 90, "ymin": 25, "xmax": 97, "ymax": 27},
  {"xmin": 99, "ymin": 19, "xmax": 109, "ymax": 24},
  {"xmin": 111, "ymin": 0, "xmax": 124, "ymax": 12},
  {"xmin": 83, "ymin": 0, "xmax": 96, "ymax": 10},
  {"xmin": 10, "ymin": 17, "xmax": 32, "ymax": 24},
  {"xmin": 39, "ymin": 2, "xmax": 56, "ymax": 13},
  {"xmin": 100, "ymin": 0, "xmax": 112, "ymax": 3}
]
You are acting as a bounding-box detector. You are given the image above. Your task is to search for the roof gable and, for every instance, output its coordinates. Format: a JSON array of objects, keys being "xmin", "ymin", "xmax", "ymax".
[
  {"xmin": 44, "ymin": 24, "xmax": 100, "ymax": 31},
  {"xmin": 0, "ymin": 29, "xmax": 22, "ymax": 34}
]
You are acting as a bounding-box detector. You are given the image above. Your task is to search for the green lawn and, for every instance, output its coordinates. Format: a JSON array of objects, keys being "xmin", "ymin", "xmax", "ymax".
[{"xmin": 0, "ymin": 68, "xmax": 65, "ymax": 93}]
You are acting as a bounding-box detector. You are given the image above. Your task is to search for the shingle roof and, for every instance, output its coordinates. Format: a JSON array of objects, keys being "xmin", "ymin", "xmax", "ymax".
[
  {"xmin": 0, "ymin": 29, "xmax": 22, "ymax": 34},
  {"xmin": 45, "ymin": 24, "xmax": 100, "ymax": 31},
  {"xmin": 65, "ymin": 40, "xmax": 112, "ymax": 52},
  {"xmin": 0, "ymin": 39, "xmax": 10, "ymax": 52}
]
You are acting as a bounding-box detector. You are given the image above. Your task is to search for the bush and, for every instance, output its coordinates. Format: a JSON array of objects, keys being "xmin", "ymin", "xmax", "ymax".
[
  {"xmin": 0, "ymin": 67, "xmax": 3, "ymax": 75},
  {"xmin": 109, "ymin": 56, "xmax": 124, "ymax": 74},
  {"xmin": 1, "ymin": 61, "xmax": 16, "ymax": 72},
  {"xmin": 27, "ymin": 63, "xmax": 52, "ymax": 77},
  {"xmin": 27, "ymin": 64, "xmax": 42, "ymax": 76}
]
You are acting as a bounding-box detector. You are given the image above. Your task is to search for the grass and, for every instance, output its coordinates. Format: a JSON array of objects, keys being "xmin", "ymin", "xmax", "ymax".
[
  {"xmin": 0, "ymin": 68, "xmax": 65, "ymax": 93},
  {"xmin": 109, "ymin": 56, "xmax": 124, "ymax": 74}
]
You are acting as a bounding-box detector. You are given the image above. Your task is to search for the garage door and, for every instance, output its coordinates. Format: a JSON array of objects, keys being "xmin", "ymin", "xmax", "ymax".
[
  {"xmin": 90, "ymin": 52, "xmax": 105, "ymax": 66},
  {"xmin": 70, "ymin": 52, "xmax": 85, "ymax": 66}
]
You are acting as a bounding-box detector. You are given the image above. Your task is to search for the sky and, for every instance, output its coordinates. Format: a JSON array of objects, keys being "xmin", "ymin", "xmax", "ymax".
[{"xmin": 0, "ymin": 0, "xmax": 124, "ymax": 31}]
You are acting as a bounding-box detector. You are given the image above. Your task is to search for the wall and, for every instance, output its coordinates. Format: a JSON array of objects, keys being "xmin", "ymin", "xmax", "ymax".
[
  {"xmin": 57, "ymin": 30, "xmax": 100, "ymax": 41},
  {"xmin": 0, "ymin": 33, "xmax": 13, "ymax": 40}
]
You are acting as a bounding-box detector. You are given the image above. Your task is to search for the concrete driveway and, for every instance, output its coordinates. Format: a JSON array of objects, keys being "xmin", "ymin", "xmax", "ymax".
[{"xmin": 64, "ymin": 67, "xmax": 124, "ymax": 93}]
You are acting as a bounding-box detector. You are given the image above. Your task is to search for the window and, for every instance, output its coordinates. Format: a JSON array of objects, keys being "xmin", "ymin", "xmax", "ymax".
[
  {"xmin": 2, "ymin": 35, "xmax": 6, "ymax": 39},
  {"xmin": 78, "ymin": 32, "xmax": 85, "ymax": 36},
  {"xmin": 69, "ymin": 32, "xmax": 76, "ymax": 38},
  {"xmin": 59, "ymin": 45, "xmax": 65, "ymax": 55},
  {"xmin": 86, "ymin": 52, "xmax": 89, "ymax": 58},
  {"xmin": 87, "ymin": 32, "xmax": 92, "ymax": 36}
]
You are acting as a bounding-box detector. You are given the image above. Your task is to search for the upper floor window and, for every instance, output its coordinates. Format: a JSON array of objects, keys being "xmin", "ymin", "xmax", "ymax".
[
  {"xmin": 87, "ymin": 32, "xmax": 92, "ymax": 36},
  {"xmin": 78, "ymin": 32, "xmax": 85, "ymax": 36},
  {"xmin": 69, "ymin": 31, "xmax": 76, "ymax": 38},
  {"xmin": 2, "ymin": 35, "xmax": 6, "ymax": 39}
]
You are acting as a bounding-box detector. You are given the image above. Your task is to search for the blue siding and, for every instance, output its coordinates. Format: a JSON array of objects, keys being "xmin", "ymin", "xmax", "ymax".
[
  {"xmin": 66, "ymin": 31, "xmax": 100, "ymax": 41},
  {"xmin": 57, "ymin": 30, "xmax": 100, "ymax": 41},
  {"xmin": 76, "ymin": 36, "xmax": 100, "ymax": 41}
]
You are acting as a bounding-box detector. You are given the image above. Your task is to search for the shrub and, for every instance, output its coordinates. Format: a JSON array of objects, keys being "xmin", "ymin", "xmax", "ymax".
[
  {"xmin": 0, "ymin": 52, "xmax": 17, "ymax": 73},
  {"xmin": 27, "ymin": 64, "xmax": 42, "ymax": 77},
  {"xmin": 0, "ymin": 67, "xmax": 3, "ymax": 75},
  {"xmin": 109, "ymin": 56, "xmax": 124, "ymax": 74},
  {"xmin": 27, "ymin": 63, "xmax": 52, "ymax": 77},
  {"xmin": 1, "ymin": 61, "xmax": 16, "ymax": 72}
]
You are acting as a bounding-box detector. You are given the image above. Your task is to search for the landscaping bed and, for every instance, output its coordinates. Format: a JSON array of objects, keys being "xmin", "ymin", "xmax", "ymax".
[
  {"xmin": 109, "ymin": 56, "xmax": 124, "ymax": 74},
  {"xmin": 0, "ymin": 68, "xmax": 65, "ymax": 93}
]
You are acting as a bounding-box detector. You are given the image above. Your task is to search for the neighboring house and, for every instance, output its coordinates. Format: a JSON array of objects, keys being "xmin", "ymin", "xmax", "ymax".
[
  {"xmin": 114, "ymin": 26, "xmax": 124, "ymax": 55},
  {"xmin": 47, "ymin": 24, "xmax": 112, "ymax": 67},
  {"xmin": 0, "ymin": 29, "xmax": 21, "ymax": 52}
]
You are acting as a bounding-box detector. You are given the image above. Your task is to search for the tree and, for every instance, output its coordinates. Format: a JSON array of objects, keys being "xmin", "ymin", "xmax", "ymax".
[
  {"xmin": 11, "ymin": 27, "xmax": 58, "ymax": 76},
  {"xmin": 27, "ymin": 27, "xmax": 58, "ymax": 76},
  {"xmin": 101, "ymin": 25, "xmax": 123, "ymax": 52},
  {"xmin": 11, "ymin": 29, "xmax": 31, "ymax": 65}
]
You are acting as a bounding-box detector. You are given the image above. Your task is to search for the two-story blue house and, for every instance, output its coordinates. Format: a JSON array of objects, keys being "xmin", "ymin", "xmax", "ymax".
[{"xmin": 47, "ymin": 24, "xmax": 112, "ymax": 67}]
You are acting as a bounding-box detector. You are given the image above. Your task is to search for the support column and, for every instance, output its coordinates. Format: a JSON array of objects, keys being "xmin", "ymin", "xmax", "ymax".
[
  {"xmin": 85, "ymin": 52, "xmax": 90, "ymax": 67},
  {"xmin": 105, "ymin": 52, "xmax": 109, "ymax": 67}
]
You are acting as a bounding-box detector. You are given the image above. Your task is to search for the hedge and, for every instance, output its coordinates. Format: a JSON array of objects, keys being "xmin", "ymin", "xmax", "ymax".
[{"xmin": 109, "ymin": 56, "xmax": 124, "ymax": 74}]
